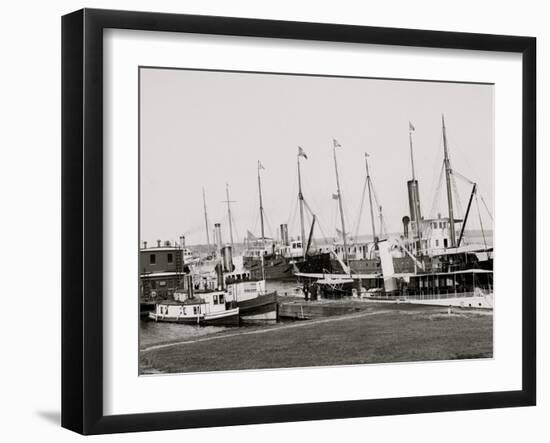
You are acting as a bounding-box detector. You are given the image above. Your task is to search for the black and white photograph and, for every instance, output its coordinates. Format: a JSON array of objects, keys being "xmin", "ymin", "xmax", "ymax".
[{"xmin": 138, "ymin": 67, "xmax": 495, "ymax": 375}]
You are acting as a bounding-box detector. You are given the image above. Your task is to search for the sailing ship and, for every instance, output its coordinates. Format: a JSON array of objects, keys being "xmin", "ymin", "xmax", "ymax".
[
  {"xmin": 294, "ymin": 117, "xmax": 493, "ymax": 305},
  {"xmin": 375, "ymin": 116, "xmax": 493, "ymax": 307},
  {"xmin": 242, "ymin": 159, "xmax": 307, "ymax": 280},
  {"xmin": 201, "ymin": 192, "xmax": 280, "ymax": 322}
]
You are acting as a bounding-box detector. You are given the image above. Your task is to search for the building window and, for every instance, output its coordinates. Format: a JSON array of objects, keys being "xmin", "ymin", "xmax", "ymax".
[
  {"xmin": 435, "ymin": 239, "xmax": 439, "ymax": 247},
  {"xmin": 213, "ymin": 295, "xmax": 219, "ymax": 305},
  {"xmin": 167, "ymin": 253, "xmax": 173, "ymax": 263},
  {"xmin": 150, "ymin": 254, "xmax": 156, "ymax": 265}
]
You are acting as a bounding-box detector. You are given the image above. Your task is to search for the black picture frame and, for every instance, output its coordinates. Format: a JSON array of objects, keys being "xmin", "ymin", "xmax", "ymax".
[{"xmin": 61, "ymin": 8, "xmax": 536, "ymax": 435}]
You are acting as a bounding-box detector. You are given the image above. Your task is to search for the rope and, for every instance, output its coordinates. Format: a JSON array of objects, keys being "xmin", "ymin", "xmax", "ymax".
[
  {"xmin": 287, "ymin": 196, "xmax": 299, "ymax": 238},
  {"xmin": 475, "ymin": 192, "xmax": 488, "ymax": 251},
  {"xmin": 370, "ymin": 182, "xmax": 387, "ymax": 237},
  {"xmin": 354, "ymin": 176, "xmax": 369, "ymax": 240},
  {"xmin": 452, "ymin": 169, "xmax": 475, "ymax": 186},
  {"xmin": 480, "ymin": 194, "xmax": 494, "ymax": 221},
  {"xmin": 303, "ymin": 199, "xmax": 330, "ymax": 245},
  {"xmin": 428, "ymin": 162, "xmax": 445, "ymax": 218}
]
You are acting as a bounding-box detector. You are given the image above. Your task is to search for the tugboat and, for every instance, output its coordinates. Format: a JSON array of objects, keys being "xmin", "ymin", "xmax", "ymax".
[
  {"xmin": 295, "ymin": 118, "xmax": 493, "ymax": 298},
  {"xmin": 208, "ymin": 220, "xmax": 279, "ymax": 324},
  {"xmin": 148, "ymin": 275, "xmax": 240, "ymax": 326}
]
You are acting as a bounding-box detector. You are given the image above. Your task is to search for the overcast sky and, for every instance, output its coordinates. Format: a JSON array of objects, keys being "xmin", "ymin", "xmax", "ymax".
[{"xmin": 140, "ymin": 67, "xmax": 494, "ymax": 246}]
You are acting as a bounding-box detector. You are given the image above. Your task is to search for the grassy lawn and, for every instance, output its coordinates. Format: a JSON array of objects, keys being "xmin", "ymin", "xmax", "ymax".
[{"xmin": 140, "ymin": 304, "xmax": 492, "ymax": 374}]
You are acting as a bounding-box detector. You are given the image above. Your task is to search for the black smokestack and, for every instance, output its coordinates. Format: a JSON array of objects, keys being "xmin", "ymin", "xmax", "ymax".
[{"xmin": 402, "ymin": 216, "xmax": 410, "ymax": 239}]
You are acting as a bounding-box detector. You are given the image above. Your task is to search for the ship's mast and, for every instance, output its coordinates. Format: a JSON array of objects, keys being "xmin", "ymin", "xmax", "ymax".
[
  {"xmin": 409, "ymin": 126, "xmax": 417, "ymax": 181},
  {"xmin": 333, "ymin": 139, "xmax": 349, "ymax": 265},
  {"xmin": 202, "ymin": 187, "xmax": 211, "ymax": 251},
  {"xmin": 257, "ymin": 160, "xmax": 266, "ymax": 249},
  {"xmin": 442, "ymin": 114, "xmax": 456, "ymax": 248},
  {"xmin": 409, "ymin": 123, "xmax": 423, "ymax": 246},
  {"xmin": 297, "ymin": 151, "xmax": 306, "ymax": 259},
  {"xmin": 224, "ymin": 183, "xmax": 235, "ymax": 247},
  {"xmin": 364, "ymin": 153, "xmax": 377, "ymax": 244}
]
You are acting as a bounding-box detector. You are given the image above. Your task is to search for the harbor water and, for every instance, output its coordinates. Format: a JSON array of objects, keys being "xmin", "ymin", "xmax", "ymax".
[{"xmin": 140, "ymin": 279, "xmax": 303, "ymax": 348}]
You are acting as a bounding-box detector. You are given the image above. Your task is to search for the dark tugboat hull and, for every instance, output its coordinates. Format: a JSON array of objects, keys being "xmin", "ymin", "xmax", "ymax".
[
  {"xmin": 238, "ymin": 292, "xmax": 278, "ymax": 323},
  {"xmin": 243, "ymin": 255, "xmax": 298, "ymax": 281}
]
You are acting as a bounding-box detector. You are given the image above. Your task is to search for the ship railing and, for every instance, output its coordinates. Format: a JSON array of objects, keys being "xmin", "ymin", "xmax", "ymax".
[{"xmin": 402, "ymin": 290, "xmax": 490, "ymax": 301}]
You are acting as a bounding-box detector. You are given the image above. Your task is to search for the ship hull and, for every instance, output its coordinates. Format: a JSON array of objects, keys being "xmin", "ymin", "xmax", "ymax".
[
  {"xmin": 148, "ymin": 308, "xmax": 240, "ymax": 326},
  {"xmin": 295, "ymin": 252, "xmax": 418, "ymax": 275},
  {"xmin": 238, "ymin": 292, "xmax": 278, "ymax": 323},
  {"xmin": 243, "ymin": 255, "xmax": 298, "ymax": 281},
  {"xmin": 399, "ymin": 291, "xmax": 494, "ymax": 309}
]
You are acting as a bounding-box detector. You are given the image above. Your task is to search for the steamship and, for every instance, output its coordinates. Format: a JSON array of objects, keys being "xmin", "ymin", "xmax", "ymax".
[
  {"xmin": 202, "ymin": 221, "xmax": 279, "ymax": 323},
  {"xmin": 198, "ymin": 186, "xmax": 279, "ymax": 321},
  {"xmin": 293, "ymin": 117, "xmax": 493, "ymax": 307},
  {"xmin": 240, "ymin": 160, "xmax": 307, "ymax": 281},
  {"xmin": 242, "ymin": 229, "xmax": 305, "ymax": 281}
]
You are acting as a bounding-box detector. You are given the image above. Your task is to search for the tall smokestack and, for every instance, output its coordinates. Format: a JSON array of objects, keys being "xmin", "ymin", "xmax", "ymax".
[
  {"xmin": 280, "ymin": 224, "xmax": 289, "ymax": 246},
  {"xmin": 186, "ymin": 274, "xmax": 194, "ymax": 299},
  {"xmin": 407, "ymin": 180, "xmax": 422, "ymax": 223},
  {"xmin": 407, "ymin": 179, "xmax": 423, "ymax": 251},
  {"xmin": 214, "ymin": 223, "xmax": 223, "ymax": 250},
  {"xmin": 221, "ymin": 246, "xmax": 234, "ymax": 272},
  {"xmin": 402, "ymin": 216, "xmax": 410, "ymax": 239}
]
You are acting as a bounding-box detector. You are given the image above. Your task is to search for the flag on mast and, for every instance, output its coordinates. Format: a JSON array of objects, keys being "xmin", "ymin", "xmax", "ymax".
[
  {"xmin": 298, "ymin": 146, "xmax": 308, "ymax": 159},
  {"xmin": 409, "ymin": 121, "xmax": 415, "ymax": 132},
  {"xmin": 333, "ymin": 138, "xmax": 342, "ymax": 148},
  {"xmin": 258, "ymin": 160, "xmax": 265, "ymax": 170},
  {"xmin": 331, "ymin": 193, "xmax": 339, "ymax": 200}
]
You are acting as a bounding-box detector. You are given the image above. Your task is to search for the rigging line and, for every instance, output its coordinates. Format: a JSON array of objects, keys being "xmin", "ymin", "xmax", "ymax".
[
  {"xmin": 231, "ymin": 212, "xmax": 243, "ymax": 247},
  {"xmin": 475, "ymin": 192, "xmax": 488, "ymax": 251},
  {"xmin": 479, "ymin": 194, "xmax": 494, "ymax": 221},
  {"xmin": 301, "ymin": 172, "xmax": 327, "ymax": 221},
  {"xmin": 370, "ymin": 182, "xmax": 382, "ymax": 237},
  {"xmin": 452, "ymin": 169, "xmax": 475, "ymax": 186},
  {"xmin": 354, "ymin": 175, "xmax": 368, "ymax": 241},
  {"xmin": 341, "ymin": 192, "xmax": 354, "ymax": 240},
  {"xmin": 287, "ymin": 197, "xmax": 300, "ymax": 236},
  {"xmin": 302, "ymin": 199, "xmax": 330, "ymax": 245},
  {"xmin": 429, "ymin": 161, "xmax": 445, "ymax": 219},
  {"xmin": 251, "ymin": 212, "xmax": 260, "ymax": 238},
  {"xmin": 331, "ymin": 199, "xmax": 339, "ymax": 241},
  {"xmin": 286, "ymin": 170, "xmax": 299, "ymax": 227},
  {"xmin": 371, "ymin": 187, "xmax": 388, "ymax": 238},
  {"xmin": 450, "ymin": 172, "xmax": 464, "ymax": 217},
  {"xmin": 263, "ymin": 210, "xmax": 275, "ymax": 240},
  {"xmin": 450, "ymin": 172, "xmax": 465, "ymax": 233},
  {"xmin": 426, "ymin": 132, "xmax": 446, "ymax": 214}
]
